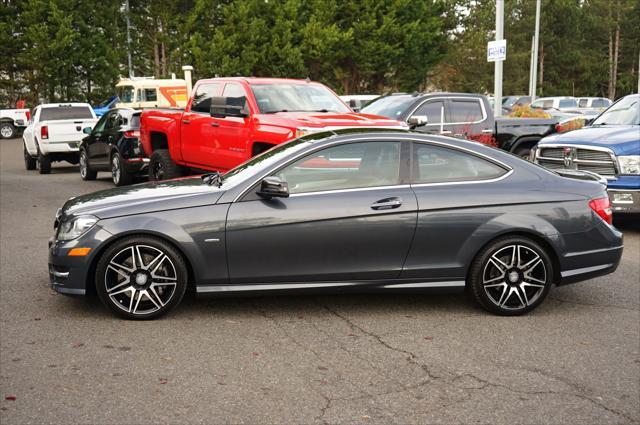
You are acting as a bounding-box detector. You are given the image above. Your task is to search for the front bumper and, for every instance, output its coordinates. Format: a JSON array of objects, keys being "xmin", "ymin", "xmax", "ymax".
[{"xmin": 48, "ymin": 225, "xmax": 113, "ymax": 296}]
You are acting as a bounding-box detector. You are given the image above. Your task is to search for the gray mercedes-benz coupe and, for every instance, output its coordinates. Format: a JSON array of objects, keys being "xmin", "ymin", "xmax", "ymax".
[{"xmin": 49, "ymin": 129, "xmax": 623, "ymax": 319}]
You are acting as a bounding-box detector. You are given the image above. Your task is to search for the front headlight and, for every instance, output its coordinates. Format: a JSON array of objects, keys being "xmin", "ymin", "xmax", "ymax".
[
  {"xmin": 618, "ymin": 155, "xmax": 640, "ymax": 175},
  {"xmin": 57, "ymin": 215, "xmax": 98, "ymax": 241}
]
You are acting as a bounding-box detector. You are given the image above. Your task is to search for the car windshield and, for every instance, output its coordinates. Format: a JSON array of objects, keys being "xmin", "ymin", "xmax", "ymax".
[
  {"xmin": 361, "ymin": 96, "xmax": 415, "ymax": 119},
  {"xmin": 251, "ymin": 83, "xmax": 349, "ymax": 114},
  {"xmin": 592, "ymin": 95, "xmax": 640, "ymax": 126},
  {"xmin": 219, "ymin": 136, "xmax": 321, "ymax": 187},
  {"xmin": 502, "ymin": 96, "xmax": 517, "ymax": 107},
  {"xmin": 117, "ymin": 86, "xmax": 135, "ymax": 103}
]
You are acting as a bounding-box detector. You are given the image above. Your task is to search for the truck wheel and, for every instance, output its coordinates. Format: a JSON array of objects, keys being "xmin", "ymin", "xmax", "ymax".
[
  {"xmin": 0, "ymin": 122, "xmax": 16, "ymax": 139},
  {"xmin": 514, "ymin": 146, "xmax": 533, "ymax": 160},
  {"xmin": 111, "ymin": 151, "xmax": 133, "ymax": 186},
  {"xmin": 37, "ymin": 153, "xmax": 51, "ymax": 174},
  {"xmin": 79, "ymin": 149, "xmax": 97, "ymax": 180},
  {"xmin": 149, "ymin": 149, "xmax": 184, "ymax": 181},
  {"xmin": 24, "ymin": 144, "xmax": 36, "ymax": 170}
]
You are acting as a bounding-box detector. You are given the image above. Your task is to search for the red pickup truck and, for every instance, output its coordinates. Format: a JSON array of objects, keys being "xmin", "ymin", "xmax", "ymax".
[{"xmin": 140, "ymin": 77, "xmax": 405, "ymax": 179}]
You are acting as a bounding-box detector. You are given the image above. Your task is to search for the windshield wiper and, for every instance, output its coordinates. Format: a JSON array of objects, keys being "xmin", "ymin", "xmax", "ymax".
[{"xmin": 201, "ymin": 172, "xmax": 222, "ymax": 187}]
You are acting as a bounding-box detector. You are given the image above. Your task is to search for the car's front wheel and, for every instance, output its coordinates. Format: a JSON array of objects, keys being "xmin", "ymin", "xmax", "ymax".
[
  {"xmin": 469, "ymin": 236, "xmax": 553, "ymax": 315},
  {"xmin": 79, "ymin": 149, "xmax": 97, "ymax": 180},
  {"xmin": 95, "ymin": 236, "xmax": 188, "ymax": 320}
]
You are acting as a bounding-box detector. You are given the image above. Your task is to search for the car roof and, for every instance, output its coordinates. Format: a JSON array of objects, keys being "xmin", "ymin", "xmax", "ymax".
[
  {"xmin": 197, "ymin": 77, "xmax": 321, "ymax": 85},
  {"xmin": 38, "ymin": 103, "xmax": 92, "ymax": 108}
]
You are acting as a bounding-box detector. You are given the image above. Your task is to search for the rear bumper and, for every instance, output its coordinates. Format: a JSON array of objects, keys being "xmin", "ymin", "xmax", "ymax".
[
  {"xmin": 123, "ymin": 157, "xmax": 150, "ymax": 174},
  {"xmin": 557, "ymin": 222, "xmax": 624, "ymax": 285},
  {"xmin": 41, "ymin": 142, "xmax": 81, "ymax": 154}
]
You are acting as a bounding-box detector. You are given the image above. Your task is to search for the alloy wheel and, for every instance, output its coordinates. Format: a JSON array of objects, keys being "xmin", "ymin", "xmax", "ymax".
[
  {"xmin": 112, "ymin": 155, "xmax": 121, "ymax": 185},
  {"xmin": 80, "ymin": 152, "xmax": 88, "ymax": 178},
  {"xmin": 104, "ymin": 245, "xmax": 178, "ymax": 316},
  {"xmin": 152, "ymin": 161, "xmax": 164, "ymax": 180},
  {"xmin": 482, "ymin": 244, "xmax": 547, "ymax": 311},
  {"xmin": 1, "ymin": 125, "xmax": 14, "ymax": 138}
]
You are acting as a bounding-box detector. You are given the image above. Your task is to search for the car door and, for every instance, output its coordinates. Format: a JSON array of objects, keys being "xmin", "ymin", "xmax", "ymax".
[
  {"xmin": 225, "ymin": 140, "xmax": 418, "ymax": 284},
  {"xmin": 211, "ymin": 82, "xmax": 253, "ymax": 171},
  {"xmin": 180, "ymin": 82, "xmax": 222, "ymax": 168},
  {"xmin": 90, "ymin": 111, "xmax": 116, "ymax": 167},
  {"xmin": 401, "ymin": 141, "xmax": 511, "ymax": 280}
]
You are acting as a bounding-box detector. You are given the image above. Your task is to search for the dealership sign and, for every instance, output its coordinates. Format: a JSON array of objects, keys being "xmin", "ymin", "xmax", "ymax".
[{"xmin": 487, "ymin": 39, "xmax": 507, "ymax": 62}]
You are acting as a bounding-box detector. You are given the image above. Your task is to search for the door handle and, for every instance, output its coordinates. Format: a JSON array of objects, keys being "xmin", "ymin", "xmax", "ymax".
[
  {"xmin": 210, "ymin": 122, "xmax": 220, "ymax": 127},
  {"xmin": 370, "ymin": 197, "xmax": 402, "ymax": 210},
  {"xmin": 182, "ymin": 119, "xmax": 191, "ymax": 124},
  {"xmin": 481, "ymin": 129, "xmax": 493, "ymax": 134}
]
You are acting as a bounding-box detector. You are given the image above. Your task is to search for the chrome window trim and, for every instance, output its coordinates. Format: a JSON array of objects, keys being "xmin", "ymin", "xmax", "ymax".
[
  {"xmin": 232, "ymin": 136, "xmax": 513, "ymax": 202},
  {"xmin": 406, "ymin": 96, "xmax": 488, "ymax": 126},
  {"xmin": 196, "ymin": 280, "xmax": 465, "ymax": 293},
  {"xmin": 288, "ymin": 184, "xmax": 411, "ymax": 198},
  {"xmin": 410, "ymin": 169, "xmax": 514, "ymax": 188},
  {"xmin": 534, "ymin": 143, "xmax": 619, "ymax": 177}
]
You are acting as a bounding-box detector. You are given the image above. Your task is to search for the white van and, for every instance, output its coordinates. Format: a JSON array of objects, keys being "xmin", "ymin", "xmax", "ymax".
[{"xmin": 115, "ymin": 77, "xmax": 188, "ymax": 109}]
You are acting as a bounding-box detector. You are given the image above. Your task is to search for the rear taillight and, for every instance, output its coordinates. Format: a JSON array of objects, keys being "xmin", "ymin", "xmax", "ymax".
[
  {"xmin": 124, "ymin": 130, "xmax": 140, "ymax": 138},
  {"xmin": 589, "ymin": 197, "xmax": 613, "ymax": 225},
  {"xmin": 41, "ymin": 125, "xmax": 48, "ymax": 139},
  {"xmin": 26, "ymin": 110, "xmax": 31, "ymax": 121}
]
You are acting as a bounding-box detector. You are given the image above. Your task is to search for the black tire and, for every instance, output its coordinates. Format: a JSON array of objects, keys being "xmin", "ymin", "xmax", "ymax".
[
  {"xmin": 469, "ymin": 236, "xmax": 554, "ymax": 316},
  {"xmin": 111, "ymin": 151, "xmax": 133, "ymax": 186},
  {"xmin": 24, "ymin": 143, "xmax": 36, "ymax": 170},
  {"xmin": 37, "ymin": 152, "xmax": 51, "ymax": 174},
  {"xmin": 514, "ymin": 146, "xmax": 533, "ymax": 160},
  {"xmin": 95, "ymin": 235, "xmax": 188, "ymax": 320},
  {"xmin": 149, "ymin": 149, "xmax": 184, "ymax": 181},
  {"xmin": 0, "ymin": 122, "xmax": 16, "ymax": 139},
  {"xmin": 79, "ymin": 149, "xmax": 97, "ymax": 180}
]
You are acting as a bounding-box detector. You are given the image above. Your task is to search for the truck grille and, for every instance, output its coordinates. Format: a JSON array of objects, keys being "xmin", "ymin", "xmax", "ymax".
[{"xmin": 536, "ymin": 146, "xmax": 617, "ymax": 177}]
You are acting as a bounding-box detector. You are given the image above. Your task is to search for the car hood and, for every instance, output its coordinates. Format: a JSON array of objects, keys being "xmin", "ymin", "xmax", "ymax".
[
  {"xmin": 61, "ymin": 177, "xmax": 224, "ymax": 219},
  {"xmin": 256, "ymin": 111, "xmax": 406, "ymax": 129},
  {"xmin": 538, "ymin": 125, "xmax": 639, "ymax": 155}
]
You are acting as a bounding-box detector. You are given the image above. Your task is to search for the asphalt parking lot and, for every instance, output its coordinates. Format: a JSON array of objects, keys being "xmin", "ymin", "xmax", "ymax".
[{"xmin": 0, "ymin": 137, "xmax": 638, "ymax": 424}]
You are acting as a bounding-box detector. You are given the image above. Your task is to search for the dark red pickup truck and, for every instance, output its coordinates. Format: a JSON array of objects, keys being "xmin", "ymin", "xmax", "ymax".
[{"xmin": 140, "ymin": 77, "xmax": 405, "ymax": 179}]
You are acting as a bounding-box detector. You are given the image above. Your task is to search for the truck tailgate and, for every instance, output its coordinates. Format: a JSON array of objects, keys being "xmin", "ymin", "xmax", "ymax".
[{"xmin": 41, "ymin": 119, "xmax": 97, "ymax": 144}]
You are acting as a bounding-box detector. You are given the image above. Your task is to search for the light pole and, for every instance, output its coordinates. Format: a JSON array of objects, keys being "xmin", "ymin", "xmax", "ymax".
[
  {"xmin": 494, "ymin": 0, "xmax": 504, "ymax": 116},
  {"xmin": 531, "ymin": 0, "xmax": 541, "ymax": 101},
  {"xmin": 125, "ymin": 0, "xmax": 133, "ymax": 78}
]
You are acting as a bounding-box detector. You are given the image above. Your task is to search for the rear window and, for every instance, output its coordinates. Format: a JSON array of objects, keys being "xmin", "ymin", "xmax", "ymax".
[
  {"xmin": 591, "ymin": 99, "xmax": 610, "ymax": 108},
  {"xmin": 449, "ymin": 99, "xmax": 484, "ymax": 123},
  {"xmin": 40, "ymin": 106, "xmax": 94, "ymax": 121}
]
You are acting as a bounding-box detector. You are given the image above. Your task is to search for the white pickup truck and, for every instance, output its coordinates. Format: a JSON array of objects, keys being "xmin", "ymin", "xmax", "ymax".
[
  {"xmin": 23, "ymin": 103, "xmax": 98, "ymax": 174},
  {"xmin": 1, "ymin": 108, "xmax": 30, "ymax": 139}
]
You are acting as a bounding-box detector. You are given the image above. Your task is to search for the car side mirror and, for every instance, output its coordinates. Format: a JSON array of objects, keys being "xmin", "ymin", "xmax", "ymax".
[
  {"xmin": 210, "ymin": 96, "xmax": 250, "ymax": 118},
  {"xmin": 257, "ymin": 176, "xmax": 289, "ymax": 199},
  {"xmin": 82, "ymin": 127, "xmax": 92, "ymax": 134},
  {"xmin": 408, "ymin": 115, "xmax": 428, "ymax": 128}
]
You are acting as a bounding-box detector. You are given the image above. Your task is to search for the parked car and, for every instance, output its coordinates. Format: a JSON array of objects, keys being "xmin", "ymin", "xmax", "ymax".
[
  {"xmin": 533, "ymin": 94, "xmax": 640, "ymax": 214},
  {"xmin": 48, "ymin": 129, "xmax": 622, "ymax": 319},
  {"xmin": 116, "ymin": 76, "xmax": 188, "ymax": 109},
  {"xmin": 530, "ymin": 96, "xmax": 579, "ymax": 112},
  {"xmin": 79, "ymin": 108, "xmax": 147, "ymax": 186},
  {"xmin": 23, "ymin": 103, "xmax": 98, "ymax": 174},
  {"xmin": 340, "ymin": 94, "xmax": 380, "ymax": 111},
  {"xmin": 140, "ymin": 77, "xmax": 404, "ymax": 180},
  {"xmin": 92, "ymin": 96, "xmax": 118, "ymax": 117},
  {"xmin": 502, "ymin": 95, "xmax": 531, "ymax": 111},
  {"xmin": 0, "ymin": 108, "xmax": 30, "ymax": 139},
  {"xmin": 361, "ymin": 92, "xmax": 558, "ymax": 157}
]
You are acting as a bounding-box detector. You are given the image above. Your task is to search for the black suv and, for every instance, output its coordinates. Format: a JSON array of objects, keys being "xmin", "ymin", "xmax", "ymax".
[{"xmin": 79, "ymin": 108, "xmax": 147, "ymax": 186}]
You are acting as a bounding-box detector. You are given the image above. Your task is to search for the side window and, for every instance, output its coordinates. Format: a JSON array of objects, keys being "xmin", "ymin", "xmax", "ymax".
[
  {"xmin": 92, "ymin": 113, "xmax": 109, "ymax": 133},
  {"xmin": 578, "ymin": 99, "xmax": 588, "ymax": 108},
  {"xmin": 543, "ymin": 100, "xmax": 554, "ymax": 109},
  {"xmin": 412, "ymin": 143, "xmax": 506, "ymax": 184},
  {"xmin": 136, "ymin": 89, "xmax": 142, "ymax": 103},
  {"xmin": 449, "ymin": 99, "xmax": 484, "ymax": 123},
  {"xmin": 592, "ymin": 99, "xmax": 608, "ymax": 108},
  {"xmin": 530, "ymin": 100, "xmax": 543, "ymax": 109},
  {"xmin": 144, "ymin": 89, "xmax": 157, "ymax": 102},
  {"xmin": 413, "ymin": 100, "xmax": 444, "ymax": 124},
  {"xmin": 105, "ymin": 112, "xmax": 118, "ymax": 130},
  {"xmin": 275, "ymin": 142, "xmax": 401, "ymax": 194},
  {"xmin": 222, "ymin": 83, "xmax": 247, "ymax": 98},
  {"xmin": 191, "ymin": 83, "xmax": 221, "ymax": 113}
]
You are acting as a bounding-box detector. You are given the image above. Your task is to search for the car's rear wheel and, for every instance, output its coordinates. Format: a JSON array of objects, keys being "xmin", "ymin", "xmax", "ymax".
[
  {"xmin": 149, "ymin": 149, "xmax": 184, "ymax": 181},
  {"xmin": 0, "ymin": 122, "xmax": 16, "ymax": 139},
  {"xmin": 469, "ymin": 236, "xmax": 553, "ymax": 315},
  {"xmin": 24, "ymin": 143, "xmax": 36, "ymax": 170},
  {"xmin": 111, "ymin": 151, "xmax": 132, "ymax": 186},
  {"xmin": 37, "ymin": 152, "xmax": 51, "ymax": 174},
  {"xmin": 79, "ymin": 149, "xmax": 97, "ymax": 180},
  {"xmin": 95, "ymin": 236, "xmax": 188, "ymax": 320}
]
